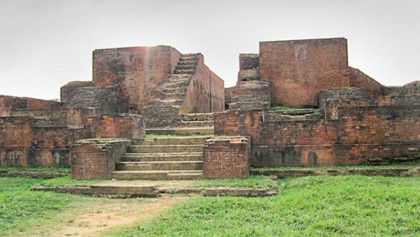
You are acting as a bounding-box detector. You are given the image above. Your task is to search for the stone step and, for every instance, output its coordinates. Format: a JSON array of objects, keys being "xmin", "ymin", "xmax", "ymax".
[
  {"xmin": 127, "ymin": 144, "xmax": 204, "ymax": 153},
  {"xmin": 112, "ymin": 170, "xmax": 203, "ymax": 180},
  {"xmin": 134, "ymin": 137, "xmax": 210, "ymax": 145},
  {"xmin": 162, "ymin": 87, "xmax": 188, "ymax": 94},
  {"xmin": 174, "ymin": 68, "xmax": 195, "ymax": 74},
  {"xmin": 115, "ymin": 161, "xmax": 203, "ymax": 171},
  {"xmin": 146, "ymin": 127, "xmax": 214, "ymax": 136},
  {"xmin": 181, "ymin": 113, "xmax": 214, "ymax": 121},
  {"xmin": 122, "ymin": 153, "xmax": 203, "ymax": 162},
  {"xmin": 146, "ymin": 99, "xmax": 183, "ymax": 106},
  {"xmin": 179, "ymin": 120, "xmax": 214, "ymax": 128},
  {"xmin": 163, "ymin": 80, "xmax": 190, "ymax": 89},
  {"xmin": 175, "ymin": 64, "xmax": 196, "ymax": 70}
]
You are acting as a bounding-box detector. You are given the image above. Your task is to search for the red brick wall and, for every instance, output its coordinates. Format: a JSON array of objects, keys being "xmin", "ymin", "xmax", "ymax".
[
  {"xmin": 259, "ymin": 38, "xmax": 350, "ymax": 107},
  {"xmin": 87, "ymin": 114, "xmax": 145, "ymax": 140},
  {"xmin": 93, "ymin": 46, "xmax": 181, "ymax": 112},
  {"xmin": 349, "ymin": 67, "xmax": 382, "ymax": 96},
  {"xmin": 0, "ymin": 116, "xmax": 86, "ymax": 167},
  {"xmin": 182, "ymin": 54, "xmax": 224, "ymax": 113},
  {"xmin": 203, "ymin": 137, "xmax": 250, "ymax": 179},
  {"xmin": 71, "ymin": 139, "xmax": 130, "ymax": 179},
  {"xmin": 0, "ymin": 95, "xmax": 63, "ymax": 117},
  {"xmin": 214, "ymin": 102, "xmax": 420, "ymax": 167}
]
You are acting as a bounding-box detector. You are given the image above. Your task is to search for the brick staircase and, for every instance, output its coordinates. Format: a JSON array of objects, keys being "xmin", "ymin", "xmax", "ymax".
[
  {"xmin": 143, "ymin": 53, "xmax": 201, "ymax": 128},
  {"xmin": 146, "ymin": 113, "xmax": 214, "ymax": 136},
  {"xmin": 112, "ymin": 136, "xmax": 210, "ymax": 180},
  {"xmin": 112, "ymin": 113, "xmax": 214, "ymax": 180}
]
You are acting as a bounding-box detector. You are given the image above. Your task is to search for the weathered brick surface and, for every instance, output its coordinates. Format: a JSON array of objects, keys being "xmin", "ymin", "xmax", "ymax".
[
  {"xmin": 240, "ymin": 54, "xmax": 259, "ymax": 71},
  {"xmin": 203, "ymin": 137, "xmax": 250, "ymax": 179},
  {"xmin": 183, "ymin": 54, "xmax": 225, "ymax": 113},
  {"xmin": 259, "ymin": 38, "xmax": 350, "ymax": 107},
  {"xmin": 93, "ymin": 46, "xmax": 181, "ymax": 113},
  {"xmin": 349, "ymin": 67, "xmax": 382, "ymax": 96},
  {"xmin": 214, "ymin": 94, "xmax": 420, "ymax": 167},
  {"xmin": 60, "ymin": 81, "xmax": 94, "ymax": 103},
  {"xmin": 71, "ymin": 139, "xmax": 130, "ymax": 179},
  {"xmin": 87, "ymin": 114, "xmax": 145, "ymax": 140},
  {"xmin": 63, "ymin": 86, "xmax": 121, "ymax": 114}
]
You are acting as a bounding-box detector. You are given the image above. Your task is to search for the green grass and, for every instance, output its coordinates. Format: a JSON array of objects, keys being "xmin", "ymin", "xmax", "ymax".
[
  {"xmin": 193, "ymin": 175, "xmax": 277, "ymax": 190},
  {"xmin": 0, "ymin": 166, "xmax": 71, "ymax": 174},
  {"xmin": 105, "ymin": 176, "xmax": 420, "ymax": 236},
  {"xmin": 0, "ymin": 177, "xmax": 85, "ymax": 235}
]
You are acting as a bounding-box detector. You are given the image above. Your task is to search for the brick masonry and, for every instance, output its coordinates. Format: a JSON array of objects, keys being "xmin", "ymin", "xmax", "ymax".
[
  {"xmin": 71, "ymin": 139, "xmax": 131, "ymax": 179},
  {"xmin": 203, "ymin": 136, "xmax": 250, "ymax": 179},
  {"xmin": 259, "ymin": 38, "xmax": 350, "ymax": 107},
  {"xmin": 93, "ymin": 46, "xmax": 180, "ymax": 113},
  {"xmin": 214, "ymin": 82, "xmax": 420, "ymax": 167}
]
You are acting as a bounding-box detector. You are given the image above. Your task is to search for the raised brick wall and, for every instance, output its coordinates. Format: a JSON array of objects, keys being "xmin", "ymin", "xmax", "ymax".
[
  {"xmin": 203, "ymin": 136, "xmax": 250, "ymax": 179},
  {"xmin": 214, "ymin": 96, "xmax": 420, "ymax": 167},
  {"xmin": 93, "ymin": 46, "xmax": 181, "ymax": 113},
  {"xmin": 349, "ymin": 67, "xmax": 382, "ymax": 96},
  {"xmin": 71, "ymin": 139, "xmax": 130, "ymax": 179},
  {"xmin": 182, "ymin": 54, "xmax": 224, "ymax": 113},
  {"xmin": 87, "ymin": 114, "xmax": 145, "ymax": 140},
  {"xmin": 259, "ymin": 38, "xmax": 350, "ymax": 107}
]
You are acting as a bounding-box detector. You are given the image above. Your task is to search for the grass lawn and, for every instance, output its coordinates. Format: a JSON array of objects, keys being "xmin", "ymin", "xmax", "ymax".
[
  {"xmin": 0, "ymin": 177, "xmax": 85, "ymax": 236},
  {"xmin": 106, "ymin": 176, "xmax": 420, "ymax": 236}
]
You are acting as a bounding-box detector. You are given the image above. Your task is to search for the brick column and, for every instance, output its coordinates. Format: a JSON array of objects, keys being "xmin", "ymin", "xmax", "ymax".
[
  {"xmin": 203, "ymin": 136, "xmax": 250, "ymax": 179},
  {"xmin": 71, "ymin": 139, "xmax": 130, "ymax": 179}
]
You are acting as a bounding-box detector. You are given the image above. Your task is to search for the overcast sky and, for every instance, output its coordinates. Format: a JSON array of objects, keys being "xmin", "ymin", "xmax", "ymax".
[{"xmin": 1, "ymin": 0, "xmax": 419, "ymax": 100}]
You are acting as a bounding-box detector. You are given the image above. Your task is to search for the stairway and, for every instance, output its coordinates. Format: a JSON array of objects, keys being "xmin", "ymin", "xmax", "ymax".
[
  {"xmin": 112, "ymin": 136, "xmax": 210, "ymax": 180},
  {"xmin": 146, "ymin": 113, "xmax": 214, "ymax": 136},
  {"xmin": 143, "ymin": 54, "xmax": 201, "ymax": 128}
]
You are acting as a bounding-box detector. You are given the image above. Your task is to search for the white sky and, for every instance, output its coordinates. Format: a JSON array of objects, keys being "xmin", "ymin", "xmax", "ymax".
[{"xmin": 1, "ymin": 0, "xmax": 419, "ymax": 100}]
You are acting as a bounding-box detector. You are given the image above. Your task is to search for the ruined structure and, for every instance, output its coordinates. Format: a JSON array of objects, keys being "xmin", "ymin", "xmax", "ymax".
[{"xmin": 0, "ymin": 38, "xmax": 418, "ymax": 179}]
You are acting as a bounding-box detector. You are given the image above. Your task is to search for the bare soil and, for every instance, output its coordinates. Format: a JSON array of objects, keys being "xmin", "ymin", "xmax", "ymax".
[{"xmin": 24, "ymin": 197, "xmax": 186, "ymax": 237}]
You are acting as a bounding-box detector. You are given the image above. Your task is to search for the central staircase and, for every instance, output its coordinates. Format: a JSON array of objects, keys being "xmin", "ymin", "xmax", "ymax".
[
  {"xmin": 143, "ymin": 53, "xmax": 201, "ymax": 128},
  {"xmin": 112, "ymin": 113, "xmax": 214, "ymax": 180}
]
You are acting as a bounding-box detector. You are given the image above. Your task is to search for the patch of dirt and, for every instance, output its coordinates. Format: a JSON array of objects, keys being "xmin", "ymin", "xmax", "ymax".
[{"xmin": 45, "ymin": 197, "xmax": 185, "ymax": 237}]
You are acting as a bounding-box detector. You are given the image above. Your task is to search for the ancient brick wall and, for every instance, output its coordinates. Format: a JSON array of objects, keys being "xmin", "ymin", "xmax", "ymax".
[
  {"xmin": 93, "ymin": 46, "xmax": 181, "ymax": 112},
  {"xmin": 60, "ymin": 81, "xmax": 94, "ymax": 103},
  {"xmin": 63, "ymin": 86, "xmax": 121, "ymax": 114},
  {"xmin": 0, "ymin": 111, "xmax": 144, "ymax": 167},
  {"xmin": 87, "ymin": 114, "xmax": 145, "ymax": 140},
  {"xmin": 214, "ymin": 91, "xmax": 420, "ymax": 167},
  {"xmin": 183, "ymin": 54, "xmax": 224, "ymax": 113},
  {"xmin": 71, "ymin": 139, "xmax": 130, "ymax": 179},
  {"xmin": 349, "ymin": 67, "xmax": 382, "ymax": 96},
  {"xmin": 203, "ymin": 137, "xmax": 250, "ymax": 179},
  {"xmin": 0, "ymin": 95, "xmax": 63, "ymax": 117},
  {"xmin": 259, "ymin": 38, "xmax": 350, "ymax": 107},
  {"xmin": 0, "ymin": 116, "xmax": 87, "ymax": 167}
]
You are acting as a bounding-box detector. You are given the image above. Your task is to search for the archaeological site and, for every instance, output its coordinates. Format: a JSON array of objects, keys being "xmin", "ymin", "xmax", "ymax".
[{"xmin": 0, "ymin": 37, "xmax": 419, "ymax": 179}]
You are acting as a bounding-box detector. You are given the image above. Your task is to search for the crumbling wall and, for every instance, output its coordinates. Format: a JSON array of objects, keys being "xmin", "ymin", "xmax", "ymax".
[
  {"xmin": 228, "ymin": 54, "xmax": 270, "ymax": 110},
  {"xmin": 349, "ymin": 67, "xmax": 382, "ymax": 96},
  {"xmin": 215, "ymin": 85, "xmax": 420, "ymax": 167},
  {"xmin": 93, "ymin": 46, "xmax": 181, "ymax": 113},
  {"xmin": 182, "ymin": 54, "xmax": 224, "ymax": 113},
  {"xmin": 60, "ymin": 81, "xmax": 94, "ymax": 103},
  {"xmin": 259, "ymin": 38, "xmax": 350, "ymax": 107},
  {"xmin": 63, "ymin": 86, "xmax": 121, "ymax": 114}
]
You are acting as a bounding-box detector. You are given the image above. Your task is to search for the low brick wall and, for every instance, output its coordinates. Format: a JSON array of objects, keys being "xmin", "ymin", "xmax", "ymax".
[
  {"xmin": 203, "ymin": 136, "xmax": 250, "ymax": 179},
  {"xmin": 71, "ymin": 138, "xmax": 131, "ymax": 179}
]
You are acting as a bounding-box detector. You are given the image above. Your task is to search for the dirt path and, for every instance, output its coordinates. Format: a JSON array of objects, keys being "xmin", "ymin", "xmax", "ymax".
[{"xmin": 25, "ymin": 196, "xmax": 186, "ymax": 237}]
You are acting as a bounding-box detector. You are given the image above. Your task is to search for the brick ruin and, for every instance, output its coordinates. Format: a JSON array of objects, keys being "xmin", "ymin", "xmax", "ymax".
[{"xmin": 0, "ymin": 38, "xmax": 418, "ymax": 179}]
